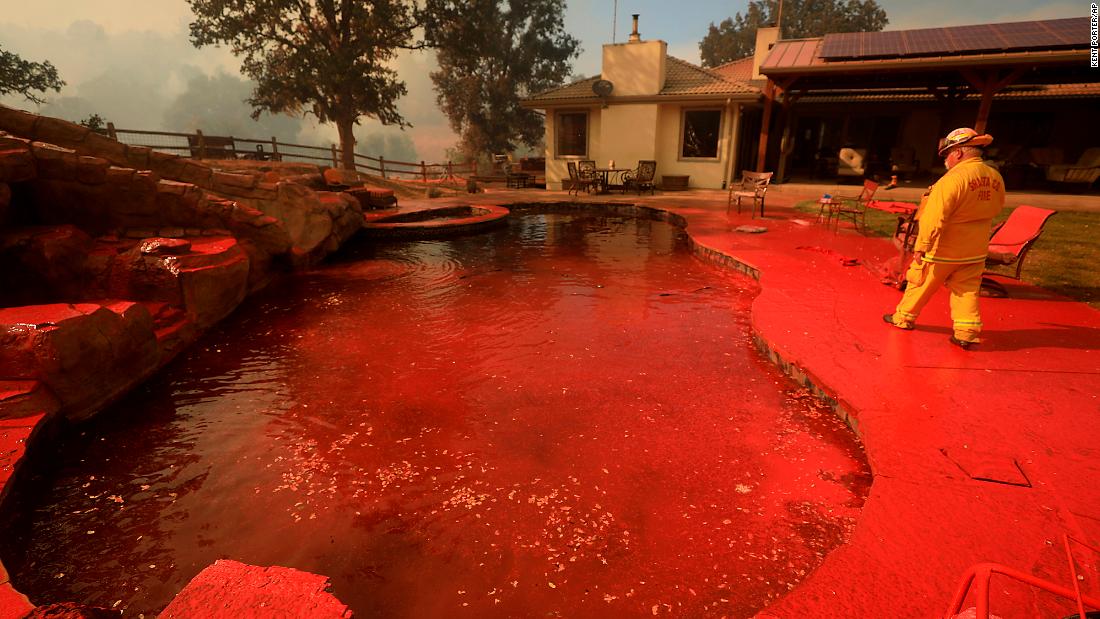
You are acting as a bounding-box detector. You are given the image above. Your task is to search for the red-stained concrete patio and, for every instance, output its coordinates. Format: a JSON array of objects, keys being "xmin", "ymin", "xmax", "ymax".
[{"xmin": 383, "ymin": 183, "xmax": 1100, "ymax": 618}]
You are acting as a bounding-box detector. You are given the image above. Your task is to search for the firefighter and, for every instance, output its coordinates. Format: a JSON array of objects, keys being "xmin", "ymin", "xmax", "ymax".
[{"xmin": 883, "ymin": 127, "xmax": 1006, "ymax": 350}]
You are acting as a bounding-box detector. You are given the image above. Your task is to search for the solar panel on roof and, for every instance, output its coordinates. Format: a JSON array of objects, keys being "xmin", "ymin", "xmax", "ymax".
[
  {"xmin": 953, "ymin": 25, "xmax": 1007, "ymax": 52},
  {"xmin": 819, "ymin": 32, "xmax": 864, "ymax": 58},
  {"xmin": 994, "ymin": 21, "xmax": 1049, "ymax": 34},
  {"xmin": 814, "ymin": 17, "xmax": 1087, "ymax": 61},
  {"xmin": 1009, "ymin": 31, "xmax": 1065, "ymax": 48},
  {"xmin": 862, "ymin": 31, "xmax": 906, "ymax": 56},
  {"xmin": 1037, "ymin": 18, "xmax": 1088, "ymax": 45},
  {"xmin": 904, "ymin": 28, "xmax": 957, "ymax": 55}
]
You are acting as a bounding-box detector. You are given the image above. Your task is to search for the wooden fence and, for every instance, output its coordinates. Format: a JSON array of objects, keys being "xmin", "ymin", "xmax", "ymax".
[{"xmin": 105, "ymin": 123, "xmax": 478, "ymax": 181}]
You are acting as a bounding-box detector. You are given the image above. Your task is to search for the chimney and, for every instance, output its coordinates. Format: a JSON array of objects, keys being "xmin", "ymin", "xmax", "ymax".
[
  {"xmin": 629, "ymin": 14, "xmax": 641, "ymax": 42},
  {"xmin": 752, "ymin": 26, "xmax": 780, "ymax": 80}
]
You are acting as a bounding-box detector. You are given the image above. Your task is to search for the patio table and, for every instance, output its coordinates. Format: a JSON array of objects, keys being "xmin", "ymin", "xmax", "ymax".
[{"xmin": 595, "ymin": 168, "xmax": 627, "ymax": 193}]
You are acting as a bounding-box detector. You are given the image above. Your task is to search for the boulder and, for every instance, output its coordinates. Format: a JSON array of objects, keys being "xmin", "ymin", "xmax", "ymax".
[
  {"xmin": 0, "ymin": 225, "xmax": 95, "ymax": 305},
  {"xmin": 321, "ymin": 167, "xmax": 362, "ymax": 188},
  {"xmin": 344, "ymin": 186, "xmax": 397, "ymax": 210},
  {"xmin": 140, "ymin": 238, "xmax": 192, "ymax": 255},
  {"xmin": 0, "ymin": 303, "xmax": 159, "ymax": 421},
  {"xmin": 95, "ymin": 236, "xmax": 249, "ymax": 330},
  {"xmin": 0, "ymin": 146, "xmax": 35, "ymax": 184},
  {"xmin": 161, "ymin": 560, "xmax": 352, "ymax": 619},
  {"xmin": 0, "ymin": 380, "xmax": 60, "ymax": 421},
  {"xmin": 234, "ymin": 182, "xmax": 360, "ymax": 265},
  {"xmin": 170, "ymin": 237, "xmax": 250, "ymax": 329}
]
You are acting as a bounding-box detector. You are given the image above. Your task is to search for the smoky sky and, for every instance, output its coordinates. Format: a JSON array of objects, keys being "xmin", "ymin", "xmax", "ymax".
[{"xmin": 0, "ymin": 18, "xmax": 453, "ymax": 162}]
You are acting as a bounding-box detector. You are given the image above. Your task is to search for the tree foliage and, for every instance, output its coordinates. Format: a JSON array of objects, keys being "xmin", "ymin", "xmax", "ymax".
[
  {"xmin": 0, "ymin": 45, "xmax": 65, "ymax": 104},
  {"xmin": 186, "ymin": 0, "xmax": 421, "ymax": 169},
  {"xmin": 79, "ymin": 114, "xmax": 106, "ymax": 132},
  {"xmin": 424, "ymin": 0, "xmax": 579, "ymax": 160},
  {"xmin": 699, "ymin": 0, "xmax": 888, "ymax": 67},
  {"xmin": 163, "ymin": 72, "xmax": 305, "ymax": 143}
]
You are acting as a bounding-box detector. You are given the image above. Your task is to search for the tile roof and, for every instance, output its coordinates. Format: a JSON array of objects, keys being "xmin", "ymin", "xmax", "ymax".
[
  {"xmin": 526, "ymin": 75, "xmax": 605, "ymax": 102},
  {"xmin": 661, "ymin": 57, "xmax": 758, "ymax": 96},
  {"xmin": 523, "ymin": 56, "xmax": 759, "ymax": 106},
  {"xmin": 711, "ymin": 57, "xmax": 754, "ymax": 82}
]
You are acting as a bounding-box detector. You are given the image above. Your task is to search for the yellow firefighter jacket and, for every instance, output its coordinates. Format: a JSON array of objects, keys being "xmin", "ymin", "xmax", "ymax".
[{"xmin": 913, "ymin": 156, "xmax": 1006, "ymax": 264}]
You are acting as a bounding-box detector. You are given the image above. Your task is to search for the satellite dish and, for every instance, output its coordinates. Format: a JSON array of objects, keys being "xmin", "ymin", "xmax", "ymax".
[{"xmin": 592, "ymin": 79, "xmax": 614, "ymax": 98}]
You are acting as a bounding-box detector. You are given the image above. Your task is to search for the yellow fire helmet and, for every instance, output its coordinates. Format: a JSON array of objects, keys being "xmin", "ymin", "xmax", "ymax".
[{"xmin": 937, "ymin": 127, "xmax": 993, "ymax": 157}]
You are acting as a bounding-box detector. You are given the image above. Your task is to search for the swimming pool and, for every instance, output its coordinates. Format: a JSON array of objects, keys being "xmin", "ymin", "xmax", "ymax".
[{"xmin": 4, "ymin": 209, "xmax": 870, "ymax": 617}]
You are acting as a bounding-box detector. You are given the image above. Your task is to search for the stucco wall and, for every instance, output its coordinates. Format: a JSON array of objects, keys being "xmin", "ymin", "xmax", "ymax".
[
  {"xmin": 543, "ymin": 103, "xmax": 737, "ymax": 191},
  {"xmin": 599, "ymin": 104, "xmax": 660, "ymax": 169},
  {"xmin": 602, "ymin": 40, "xmax": 667, "ymax": 96},
  {"xmin": 544, "ymin": 107, "xmax": 602, "ymax": 191},
  {"xmin": 654, "ymin": 104, "xmax": 736, "ymax": 189}
]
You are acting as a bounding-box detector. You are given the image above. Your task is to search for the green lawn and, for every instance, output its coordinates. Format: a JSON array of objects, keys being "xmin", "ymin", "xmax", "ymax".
[{"xmin": 793, "ymin": 200, "xmax": 1100, "ymax": 309}]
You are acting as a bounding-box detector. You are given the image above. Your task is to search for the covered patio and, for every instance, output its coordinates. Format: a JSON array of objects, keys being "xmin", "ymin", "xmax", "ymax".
[{"xmin": 753, "ymin": 17, "xmax": 1100, "ymax": 191}]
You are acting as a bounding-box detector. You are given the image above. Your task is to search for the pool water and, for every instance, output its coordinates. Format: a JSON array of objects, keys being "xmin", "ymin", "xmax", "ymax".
[{"xmin": 5, "ymin": 211, "xmax": 870, "ymax": 617}]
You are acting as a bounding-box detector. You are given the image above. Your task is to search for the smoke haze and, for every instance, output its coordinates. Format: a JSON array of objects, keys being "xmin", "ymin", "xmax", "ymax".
[{"xmin": 0, "ymin": 12, "xmax": 455, "ymax": 163}]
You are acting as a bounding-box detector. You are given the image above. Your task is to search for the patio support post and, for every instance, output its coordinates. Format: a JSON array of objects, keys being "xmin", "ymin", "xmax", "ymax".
[
  {"xmin": 756, "ymin": 79, "xmax": 776, "ymax": 172},
  {"xmin": 723, "ymin": 101, "xmax": 741, "ymax": 189},
  {"xmin": 960, "ymin": 68, "xmax": 1026, "ymax": 133},
  {"xmin": 775, "ymin": 84, "xmax": 799, "ymax": 183}
]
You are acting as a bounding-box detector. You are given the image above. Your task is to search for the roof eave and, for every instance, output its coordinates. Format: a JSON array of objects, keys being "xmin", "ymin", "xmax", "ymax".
[
  {"xmin": 521, "ymin": 92, "xmax": 761, "ymax": 109},
  {"xmin": 762, "ymin": 48, "xmax": 1090, "ymax": 76}
]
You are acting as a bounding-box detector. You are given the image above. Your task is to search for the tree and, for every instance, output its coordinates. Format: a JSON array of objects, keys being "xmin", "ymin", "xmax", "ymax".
[
  {"xmin": 162, "ymin": 72, "xmax": 305, "ymax": 143},
  {"xmin": 186, "ymin": 0, "xmax": 422, "ymax": 170},
  {"xmin": 0, "ymin": 45, "xmax": 65, "ymax": 104},
  {"xmin": 79, "ymin": 114, "xmax": 107, "ymax": 133},
  {"xmin": 699, "ymin": 0, "xmax": 888, "ymax": 67},
  {"xmin": 423, "ymin": 0, "xmax": 579, "ymax": 160}
]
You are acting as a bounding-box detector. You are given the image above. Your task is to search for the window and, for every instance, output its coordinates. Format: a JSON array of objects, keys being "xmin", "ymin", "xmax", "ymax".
[
  {"xmin": 681, "ymin": 109, "xmax": 722, "ymax": 159},
  {"xmin": 556, "ymin": 111, "xmax": 588, "ymax": 157}
]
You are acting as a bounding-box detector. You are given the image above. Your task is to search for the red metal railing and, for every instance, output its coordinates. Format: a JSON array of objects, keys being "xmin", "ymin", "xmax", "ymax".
[{"xmin": 944, "ymin": 534, "xmax": 1100, "ymax": 619}]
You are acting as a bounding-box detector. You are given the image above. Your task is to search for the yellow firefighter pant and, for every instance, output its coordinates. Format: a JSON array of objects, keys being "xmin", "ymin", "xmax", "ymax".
[{"xmin": 892, "ymin": 260, "xmax": 985, "ymax": 342}]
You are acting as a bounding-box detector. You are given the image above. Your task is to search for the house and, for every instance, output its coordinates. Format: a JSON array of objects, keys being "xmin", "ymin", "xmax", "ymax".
[
  {"xmin": 521, "ymin": 16, "xmax": 761, "ymax": 191},
  {"xmin": 524, "ymin": 15, "xmax": 1099, "ymax": 191}
]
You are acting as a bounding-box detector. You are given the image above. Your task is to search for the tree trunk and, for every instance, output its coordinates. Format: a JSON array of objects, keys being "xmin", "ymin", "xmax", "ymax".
[{"xmin": 336, "ymin": 115, "xmax": 356, "ymax": 171}]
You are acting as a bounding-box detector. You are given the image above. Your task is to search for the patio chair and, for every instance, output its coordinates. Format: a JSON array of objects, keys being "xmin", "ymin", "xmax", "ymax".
[
  {"xmin": 566, "ymin": 161, "xmax": 596, "ymax": 196},
  {"xmin": 727, "ymin": 170, "xmax": 773, "ymax": 218},
  {"xmin": 837, "ymin": 147, "xmax": 867, "ymax": 180},
  {"xmin": 622, "ymin": 160, "xmax": 657, "ymax": 195},
  {"xmin": 1045, "ymin": 147, "xmax": 1100, "ymax": 188},
  {"xmin": 577, "ymin": 159, "xmax": 604, "ymax": 193},
  {"xmin": 981, "ymin": 205, "xmax": 1056, "ymax": 296},
  {"xmin": 827, "ymin": 178, "xmax": 879, "ymax": 233}
]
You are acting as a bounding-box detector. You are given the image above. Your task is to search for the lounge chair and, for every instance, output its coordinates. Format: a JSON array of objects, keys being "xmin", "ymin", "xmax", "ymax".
[
  {"xmin": 727, "ymin": 170, "xmax": 773, "ymax": 218},
  {"xmin": 837, "ymin": 147, "xmax": 867, "ymax": 180},
  {"xmin": 982, "ymin": 205, "xmax": 1056, "ymax": 296},
  {"xmin": 1045, "ymin": 147, "xmax": 1100, "ymax": 189},
  {"xmin": 622, "ymin": 160, "xmax": 657, "ymax": 195}
]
